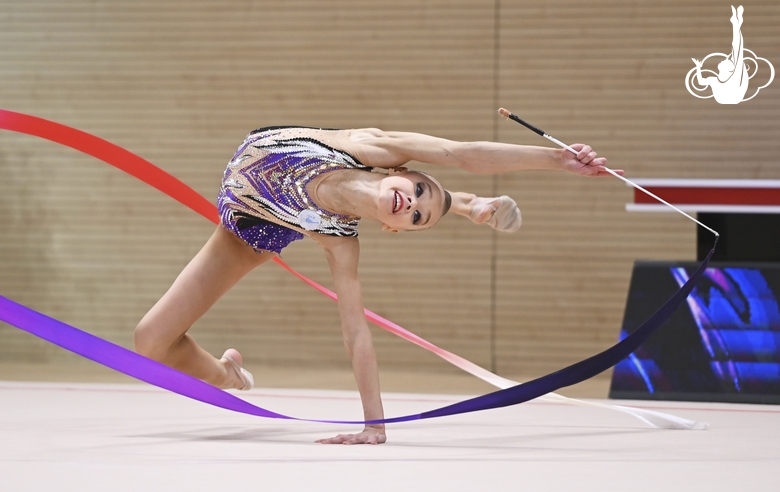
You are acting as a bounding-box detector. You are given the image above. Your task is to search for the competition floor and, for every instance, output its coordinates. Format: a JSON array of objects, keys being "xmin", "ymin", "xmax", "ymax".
[{"xmin": 1, "ymin": 368, "xmax": 778, "ymax": 492}]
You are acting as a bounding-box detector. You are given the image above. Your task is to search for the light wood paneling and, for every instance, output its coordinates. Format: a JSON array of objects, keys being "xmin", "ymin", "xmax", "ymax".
[
  {"xmin": 0, "ymin": 0, "xmax": 497, "ymax": 377},
  {"xmin": 494, "ymin": 0, "xmax": 780, "ymax": 376},
  {"xmin": 1, "ymin": 0, "xmax": 778, "ymax": 387}
]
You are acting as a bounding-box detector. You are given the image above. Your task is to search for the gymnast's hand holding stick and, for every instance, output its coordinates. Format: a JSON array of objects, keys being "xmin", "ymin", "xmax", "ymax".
[{"xmin": 132, "ymin": 123, "xmax": 614, "ymax": 445}]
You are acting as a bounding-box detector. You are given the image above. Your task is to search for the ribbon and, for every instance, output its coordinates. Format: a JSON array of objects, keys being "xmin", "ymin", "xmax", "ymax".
[
  {"xmin": 0, "ymin": 242, "xmax": 712, "ymax": 424},
  {"xmin": 0, "ymin": 109, "xmax": 714, "ymax": 426}
]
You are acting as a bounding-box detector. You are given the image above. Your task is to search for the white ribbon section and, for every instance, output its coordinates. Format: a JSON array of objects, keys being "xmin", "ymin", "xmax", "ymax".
[
  {"xmin": 539, "ymin": 393, "xmax": 709, "ymax": 430},
  {"xmin": 431, "ymin": 337, "xmax": 707, "ymax": 430}
]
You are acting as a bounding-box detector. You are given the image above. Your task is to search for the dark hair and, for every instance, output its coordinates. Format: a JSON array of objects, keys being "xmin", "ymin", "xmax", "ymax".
[{"xmin": 442, "ymin": 190, "xmax": 452, "ymax": 216}]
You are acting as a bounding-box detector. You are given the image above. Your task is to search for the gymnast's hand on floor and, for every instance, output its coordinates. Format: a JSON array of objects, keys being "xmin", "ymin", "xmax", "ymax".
[
  {"xmin": 316, "ymin": 426, "xmax": 387, "ymax": 445},
  {"xmin": 561, "ymin": 143, "xmax": 623, "ymax": 178}
]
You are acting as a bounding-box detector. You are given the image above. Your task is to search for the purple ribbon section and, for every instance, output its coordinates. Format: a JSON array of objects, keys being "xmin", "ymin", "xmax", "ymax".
[
  {"xmin": 0, "ymin": 240, "xmax": 714, "ymax": 425},
  {"xmin": 0, "ymin": 108, "xmax": 718, "ymax": 425}
]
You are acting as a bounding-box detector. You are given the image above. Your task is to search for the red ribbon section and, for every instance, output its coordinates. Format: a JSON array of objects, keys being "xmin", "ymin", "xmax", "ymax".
[
  {"xmin": 0, "ymin": 109, "xmax": 714, "ymax": 427},
  {"xmin": 0, "ymin": 109, "xmax": 495, "ymax": 378}
]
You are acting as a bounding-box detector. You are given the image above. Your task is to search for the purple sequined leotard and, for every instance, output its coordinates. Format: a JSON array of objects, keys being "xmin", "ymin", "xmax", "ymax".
[{"xmin": 217, "ymin": 126, "xmax": 372, "ymax": 253}]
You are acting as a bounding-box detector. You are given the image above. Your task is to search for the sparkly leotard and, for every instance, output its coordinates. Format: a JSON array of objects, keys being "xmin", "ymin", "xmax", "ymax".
[{"xmin": 217, "ymin": 126, "xmax": 372, "ymax": 253}]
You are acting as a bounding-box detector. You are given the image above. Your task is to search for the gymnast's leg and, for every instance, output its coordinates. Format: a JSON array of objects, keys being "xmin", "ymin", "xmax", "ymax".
[
  {"xmin": 134, "ymin": 226, "xmax": 273, "ymax": 389},
  {"xmin": 449, "ymin": 191, "xmax": 522, "ymax": 232}
]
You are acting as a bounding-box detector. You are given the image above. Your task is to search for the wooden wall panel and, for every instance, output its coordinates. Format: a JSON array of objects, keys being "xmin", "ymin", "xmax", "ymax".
[
  {"xmin": 0, "ymin": 0, "xmax": 497, "ymax": 377},
  {"xmin": 494, "ymin": 0, "xmax": 780, "ymax": 377},
  {"xmin": 1, "ymin": 0, "xmax": 778, "ymax": 388}
]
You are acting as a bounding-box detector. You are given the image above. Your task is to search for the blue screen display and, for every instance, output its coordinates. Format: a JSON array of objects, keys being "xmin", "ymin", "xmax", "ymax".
[{"xmin": 610, "ymin": 263, "xmax": 780, "ymax": 404}]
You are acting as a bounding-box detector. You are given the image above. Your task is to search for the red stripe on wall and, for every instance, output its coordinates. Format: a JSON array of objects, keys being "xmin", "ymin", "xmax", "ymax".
[{"xmin": 634, "ymin": 187, "xmax": 780, "ymax": 206}]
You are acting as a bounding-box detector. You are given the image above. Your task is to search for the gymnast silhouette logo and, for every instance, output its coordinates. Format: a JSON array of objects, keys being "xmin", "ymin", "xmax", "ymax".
[{"xmin": 685, "ymin": 5, "xmax": 774, "ymax": 104}]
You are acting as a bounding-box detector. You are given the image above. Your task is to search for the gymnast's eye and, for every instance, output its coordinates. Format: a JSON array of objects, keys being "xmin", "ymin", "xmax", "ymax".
[
  {"xmin": 416, "ymin": 182, "xmax": 423, "ymax": 197},
  {"xmin": 413, "ymin": 210, "xmax": 421, "ymax": 224}
]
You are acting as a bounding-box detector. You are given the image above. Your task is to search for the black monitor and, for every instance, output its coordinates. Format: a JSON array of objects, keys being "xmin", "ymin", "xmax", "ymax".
[{"xmin": 609, "ymin": 261, "xmax": 780, "ymax": 404}]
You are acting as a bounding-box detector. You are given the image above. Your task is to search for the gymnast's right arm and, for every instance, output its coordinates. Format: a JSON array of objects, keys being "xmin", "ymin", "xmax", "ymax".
[{"xmin": 340, "ymin": 127, "xmax": 614, "ymax": 177}]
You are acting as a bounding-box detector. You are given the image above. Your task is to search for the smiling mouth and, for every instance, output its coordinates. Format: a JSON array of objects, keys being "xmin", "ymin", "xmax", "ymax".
[{"xmin": 392, "ymin": 190, "xmax": 401, "ymax": 214}]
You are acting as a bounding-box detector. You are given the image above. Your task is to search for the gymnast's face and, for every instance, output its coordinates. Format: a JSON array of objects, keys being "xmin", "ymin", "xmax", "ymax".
[{"xmin": 377, "ymin": 170, "xmax": 446, "ymax": 232}]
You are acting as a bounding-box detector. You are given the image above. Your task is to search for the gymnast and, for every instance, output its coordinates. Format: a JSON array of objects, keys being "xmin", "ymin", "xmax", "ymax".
[{"xmin": 132, "ymin": 125, "xmax": 615, "ymax": 444}]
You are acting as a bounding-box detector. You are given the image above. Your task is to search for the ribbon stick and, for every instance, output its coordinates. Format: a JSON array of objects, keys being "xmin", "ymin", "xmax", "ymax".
[
  {"xmin": 0, "ymin": 109, "xmax": 712, "ymax": 428},
  {"xmin": 497, "ymin": 108, "xmax": 719, "ymax": 238}
]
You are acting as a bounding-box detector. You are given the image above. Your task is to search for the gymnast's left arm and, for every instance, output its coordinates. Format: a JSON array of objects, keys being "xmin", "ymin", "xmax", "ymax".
[
  {"xmin": 341, "ymin": 128, "xmax": 621, "ymax": 177},
  {"xmin": 315, "ymin": 236, "xmax": 387, "ymax": 445}
]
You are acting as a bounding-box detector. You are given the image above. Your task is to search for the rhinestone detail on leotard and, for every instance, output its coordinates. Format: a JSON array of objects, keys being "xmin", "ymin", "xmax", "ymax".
[{"xmin": 218, "ymin": 127, "xmax": 371, "ymax": 240}]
